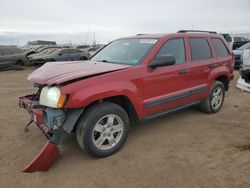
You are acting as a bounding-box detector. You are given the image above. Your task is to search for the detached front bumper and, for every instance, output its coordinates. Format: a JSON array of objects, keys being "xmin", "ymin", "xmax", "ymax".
[
  {"xmin": 19, "ymin": 95, "xmax": 65, "ymax": 172},
  {"xmin": 19, "ymin": 95, "xmax": 65, "ymax": 141}
]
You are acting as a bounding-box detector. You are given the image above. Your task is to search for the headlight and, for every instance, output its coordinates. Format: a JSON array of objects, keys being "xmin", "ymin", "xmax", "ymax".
[{"xmin": 39, "ymin": 86, "xmax": 67, "ymax": 108}]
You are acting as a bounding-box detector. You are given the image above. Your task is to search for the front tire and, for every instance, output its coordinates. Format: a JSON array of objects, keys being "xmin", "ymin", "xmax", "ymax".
[
  {"xmin": 200, "ymin": 81, "xmax": 225, "ymax": 113},
  {"xmin": 76, "ymin": 102, "xmax": 130, "ymax": 157}
]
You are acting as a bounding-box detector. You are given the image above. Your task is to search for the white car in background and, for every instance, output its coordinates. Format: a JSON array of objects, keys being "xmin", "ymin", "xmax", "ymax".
[
  {"xmin": 237, "ymin": 49, "xmax": 250, "ymax": 92},
  {"xmin": 233, "ymin": 42, "xmax": 250, "ymax": 69}
]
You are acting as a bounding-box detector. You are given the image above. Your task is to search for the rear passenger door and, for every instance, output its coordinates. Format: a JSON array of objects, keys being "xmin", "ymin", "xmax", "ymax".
[
  {"xmin": 57, "ymin": 49, "xmax": 70, "ymax": 61},
  {"xmin": 70, "ymin": 49, "xmax": 82, "ymax": 60},
  {"xmin": 64, "ymin": 49, "xmax": 79, "ymax": 61},
  {"xmin": 186, "ymin": 37, "xmax": 215, "ymax": 101}
]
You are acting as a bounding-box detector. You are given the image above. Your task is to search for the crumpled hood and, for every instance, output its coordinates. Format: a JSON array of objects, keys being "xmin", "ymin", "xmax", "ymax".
[{"xmin": 28, "ymin": 61, "xmax": 132, "ymax": 85}]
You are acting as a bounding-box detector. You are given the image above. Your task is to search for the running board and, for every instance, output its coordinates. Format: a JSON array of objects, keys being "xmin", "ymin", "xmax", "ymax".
[{"xmin": 143, "ymin": 101, "xmax": 201, "ymax": 121}]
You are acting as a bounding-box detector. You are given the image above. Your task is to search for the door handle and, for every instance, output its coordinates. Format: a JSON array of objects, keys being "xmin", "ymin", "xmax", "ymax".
[
  {"xmin": 209, "ymin": 64, "xmax": 217, "ymax": 69},
  {"xmin": 179, "ymin": 69, "xmax": 189, "ymax": 75}
]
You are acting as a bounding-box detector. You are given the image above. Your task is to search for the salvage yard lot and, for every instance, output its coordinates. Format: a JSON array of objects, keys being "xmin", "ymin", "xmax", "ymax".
[{"xmin": 0, "ymin": 67, "xmax": 250, "ymax": 188}]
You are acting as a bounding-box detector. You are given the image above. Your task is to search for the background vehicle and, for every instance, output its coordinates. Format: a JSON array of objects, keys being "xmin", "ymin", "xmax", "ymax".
[
  {"xmin": 19, "ymin": 30, "xmax": 234, "ymax": 172},
  {"xmin": 221, "ymin": 33, "xmax": 250, "ymax": 50},
  {"xmin": 236, "ymin": 49, "xmax": 250, "ymax": 92},
  {"xmin": 87, "ymin": 44, "xmax": 105, "ymax": 56},
  {"xmin": 0, "ymin": 46, "xmax": 26, "ymax": 70},
  {"xmin": 28, "ymin": 48, "xmax": 59, "ymax": 61},
  {"xmin": 27, "ymin": 46, "xmax": 62, "ymax": 59},
  {"xmin": 30, "ymin": 48, "xmax": 90, "ymax": 64},
  {"xmin": 233, "ymin": 42, "xmax": 250, "ymax": 69}
]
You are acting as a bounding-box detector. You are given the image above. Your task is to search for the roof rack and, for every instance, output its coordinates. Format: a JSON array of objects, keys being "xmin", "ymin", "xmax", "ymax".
[{"xmin": 177, "ymin": 30, "xmax": 217, "ymax": 34}]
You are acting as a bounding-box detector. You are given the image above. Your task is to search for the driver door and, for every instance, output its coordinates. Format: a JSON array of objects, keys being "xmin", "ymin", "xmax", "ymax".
[{"xmin": 143, "ymin": 38, "xmax": 191, "ymax": 117}]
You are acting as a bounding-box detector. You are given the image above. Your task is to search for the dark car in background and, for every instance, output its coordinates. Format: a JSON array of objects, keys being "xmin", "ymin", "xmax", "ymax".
[
  {"xmin": 0, "ymin": 46, "xmax": 26, "ymax": 70},
  {"xmin": 30, "ymin": 48, "xmax": 90, "ymax": 64},
  {"xmin": 233, "ymin": 42, "xmax": 250, "ymax": 69}
]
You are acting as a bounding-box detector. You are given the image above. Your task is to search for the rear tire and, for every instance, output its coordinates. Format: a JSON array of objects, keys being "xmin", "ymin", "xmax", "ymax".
[
  {"xmin": 76, "ymin": 102, "xmax": 130, "ymax": 157},
  {"xmin": 200, "ymin": 81, "xmax": 225, "ymax": 113}
]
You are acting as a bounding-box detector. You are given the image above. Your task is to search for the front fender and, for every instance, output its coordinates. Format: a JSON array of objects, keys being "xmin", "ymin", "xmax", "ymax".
[{"xmin": 62, "ymin": 81, "xmax": 144, "ymax": 119}]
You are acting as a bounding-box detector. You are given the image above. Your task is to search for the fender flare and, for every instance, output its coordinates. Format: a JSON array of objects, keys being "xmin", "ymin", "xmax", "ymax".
[{"xmin": 62, "ymin": 81, "xmax": 144, "ymax": 119}]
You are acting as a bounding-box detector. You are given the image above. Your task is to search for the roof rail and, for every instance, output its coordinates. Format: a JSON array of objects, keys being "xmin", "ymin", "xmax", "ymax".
[{"xmin": 177, "ymin": 30, "xmax": 217, "ymax": 34}]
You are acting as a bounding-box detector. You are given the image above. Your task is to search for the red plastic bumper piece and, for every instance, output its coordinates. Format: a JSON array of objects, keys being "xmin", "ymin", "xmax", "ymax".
[{"xmin": 23, "ymin": 141, "xmax": 59, "ymax": 173}]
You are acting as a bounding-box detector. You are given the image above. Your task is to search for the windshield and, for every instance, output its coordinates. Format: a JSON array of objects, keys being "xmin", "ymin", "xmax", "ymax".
[{"xmin": 91, "ymin": 38, "xmax": 158, "ymax": 65}]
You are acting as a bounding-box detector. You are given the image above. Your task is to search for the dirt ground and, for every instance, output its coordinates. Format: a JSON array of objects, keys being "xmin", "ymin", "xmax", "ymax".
[{"xmin": 0, "ymin": 67, "xmax": 250, "ymax": 188}]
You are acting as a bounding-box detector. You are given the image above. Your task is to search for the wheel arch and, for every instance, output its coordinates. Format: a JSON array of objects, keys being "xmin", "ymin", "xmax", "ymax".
[
  {"xmin": 16, "ymin": 59, "xmax": 25, "ymax": 66},
  {"xmin": 215, "ymin": 75, "xmax": 229, "ymax": 91},
  {"xmin": 65, "ymin": 95, "xmax": 139, "ymax": 133}
]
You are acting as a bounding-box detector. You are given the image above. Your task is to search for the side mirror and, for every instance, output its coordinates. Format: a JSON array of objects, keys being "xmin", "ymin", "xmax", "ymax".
[
  {"xmin": 149, "ymin": 55, "xmax": 176, "ymax": 68},
  {"xmin": 58, "ymin": 53, "xmax": 63, "ymax": 56}
]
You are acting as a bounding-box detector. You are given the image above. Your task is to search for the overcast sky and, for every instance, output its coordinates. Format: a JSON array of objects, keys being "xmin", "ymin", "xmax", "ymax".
[{"xmin": 0, "ymin": 0, "xmax": 250, "ymax": 44}]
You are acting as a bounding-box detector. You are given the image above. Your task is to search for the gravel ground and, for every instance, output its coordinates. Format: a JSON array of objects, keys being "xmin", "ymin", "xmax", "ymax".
[{"xmin": 0, "ymin": 67, "xmax": 250, "ymax": 188}]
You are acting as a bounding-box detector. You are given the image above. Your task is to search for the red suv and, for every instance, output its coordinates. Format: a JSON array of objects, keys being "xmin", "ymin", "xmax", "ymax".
[{"xmin": 19, "ymin": 30, "xmax": 234, "ymax": 172}]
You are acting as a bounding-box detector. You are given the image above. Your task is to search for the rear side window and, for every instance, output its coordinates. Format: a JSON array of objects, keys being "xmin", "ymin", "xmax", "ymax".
[
  {"xmin": 156, "ymin": 38, "xmax": 186, "ymax": 64},
  {"xmin": 189, "ymin": 38, "xmax": 212, "ymax": 61},
  {"xmin": 212, "ymin": 38, "xmax": 229, "ymax": 57}
]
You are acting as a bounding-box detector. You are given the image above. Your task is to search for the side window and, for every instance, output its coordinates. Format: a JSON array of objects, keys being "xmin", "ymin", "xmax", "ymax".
[
  {"xmin": 59, "ymin": 49, "xmax": 68, "ymax": 54},
  {"xmin": 156, "ymin": 38, "xmax": 186, "ymax": 64},
  {"xmin": 212, "ymin": 38, "xmax": 229, "ymax": 58},
  {"xmin": 189, "ymin": 38, "xmax": 212, "ymax": 61},
  {"xmin": 1, "ymin": 48, "xmax": 12, "ymax": 55},
  {"xmin": 66, "ymin": 49, "xmax": 73, "ymax": 54},
  {"xmin": 72, "ymin": 49, "xmax": 81, "ymax": 54}
]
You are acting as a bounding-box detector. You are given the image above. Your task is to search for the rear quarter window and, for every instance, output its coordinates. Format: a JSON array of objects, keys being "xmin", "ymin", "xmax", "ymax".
[
  {"xmin": 211, "ymin": 38, "xmax": 229, "ymax": 58},
  {"xmin": 189, "ymin": 38, "xmax": 212, "ymax": 61}
]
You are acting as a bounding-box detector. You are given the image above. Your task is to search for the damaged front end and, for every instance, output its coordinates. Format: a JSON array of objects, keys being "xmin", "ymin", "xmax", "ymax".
[{"xmin": 19, "ymin": 87, "xmax": 83, "ymax": 173}]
